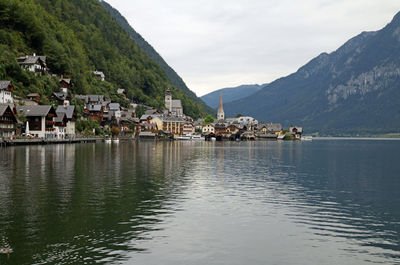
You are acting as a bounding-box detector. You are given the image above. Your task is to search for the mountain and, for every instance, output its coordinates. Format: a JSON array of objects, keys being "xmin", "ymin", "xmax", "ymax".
[
  {"xmin": 224, "ymin": 12, "xmax": 400, "ymax": 135},
  {"xmin": 100, "ymin": 1, "xmax": 214, "ymax": 115},
  {"xmin": 0, "ymin": 0, "xmax": 209, "ymax": 118},
  {"xmin": 200, "ymin": 84, "xmax": 263, "ymax": 109}
]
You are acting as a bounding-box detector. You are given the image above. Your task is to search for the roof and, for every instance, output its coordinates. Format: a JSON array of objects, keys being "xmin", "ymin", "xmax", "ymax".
[
  {"xmin": 56, "ymin": 105, "xmax": 75, "ymax": 119},
  {"xmin": 52, "ymin": 92, "xmax": 67, "ymax": 100},
  {"xmin": 17, "ymin": 55, "xmax": 46, "ymax": 65},
  {"xmin": 87, "ymin": 95, "xmax": 104, "ymax": 103},
  {"xmin": 109, "ymin": 103, "xmax": 120, "ymax": 110},
  {"xmin": 161, "ymin": 116, "xmax": 185, "ymax": 122},
  {"xmin": 17, "ymin": 105, "xmax": 52, "ymax": 117},
  {"xmin": 59, "ymin": 78, "xmax": 71, "ymax": 84},
  {"xmin": 171, "ymin": 100, "xmax": 182, "ymax": 109},
  {"xmin": 54, "ymin": 112, "xmax": 66, "ymax": 123},
  {"xmin": 0, "ymin": 105, "xmax": 11, "ymax": 116},
  {"xmin": 0, "ymin": 81, "xmax": 11, "ymax": 90},
  {"xmin": 27, "ymin": 93, "xmax": 40, "ymax": 97},
  {"xmin": 87, "ymin": 104, "xmax": 102, "ymax": 112},
  {"xmin": 93, "ymin": 71, "xmax": 105, "ymax": 78},
  {"xmin": 117, "ymin": 89, "xmax": 125, "ymax": 94}
]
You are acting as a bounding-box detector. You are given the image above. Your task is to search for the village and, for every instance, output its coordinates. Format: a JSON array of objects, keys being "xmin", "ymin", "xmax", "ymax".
[{"xmin": 0, "ymin": 54, "xmax": 304, "ymax": 145}]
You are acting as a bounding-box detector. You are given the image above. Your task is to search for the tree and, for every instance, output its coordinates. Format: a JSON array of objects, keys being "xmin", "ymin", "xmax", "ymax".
[
  {"xmin": 204, "ymin": 114, "xmax": 214, "ymax": 124},
  {"xmin": 235, "ymin": 113, "xmax": 243, "ymax": 118},
  {"xmin": 110, "ymin": 126, "xmax": 120, "ymax": 137},
  {"xmin": 135, "ymin": 105, "xmax": 146, "ymax": 118}
]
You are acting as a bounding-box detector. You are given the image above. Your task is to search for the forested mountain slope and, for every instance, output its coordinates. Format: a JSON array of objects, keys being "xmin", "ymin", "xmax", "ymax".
[{"xmin": 0, "ymin": 0, "xmax": 208, "ymax": 118}]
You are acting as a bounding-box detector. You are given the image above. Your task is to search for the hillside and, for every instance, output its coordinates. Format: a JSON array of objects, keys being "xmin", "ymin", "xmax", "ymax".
[
  {"xmin": 100, "ymin": 1, "xmax": 214, "ymax": 115},
  {"xmin": 201, "ymin": 84, "xmax": 263, "ymax": 109},
  {"xmin": 0, "ymin": 0, "xmax": 208, "ymax": 118},
  {"xmin": 224, "ymin": 12, "xmax": 400, "ymax": 135}
]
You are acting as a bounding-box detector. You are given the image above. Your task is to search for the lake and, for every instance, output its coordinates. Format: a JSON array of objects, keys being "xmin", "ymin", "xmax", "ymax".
[{"xmin": 0, "ymin": 139, "xmax": 399, "ymax": 264}]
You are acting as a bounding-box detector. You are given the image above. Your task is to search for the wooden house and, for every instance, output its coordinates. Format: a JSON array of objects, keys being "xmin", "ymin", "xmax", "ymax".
[{"xmin": 0, "ymin": 105, "xmax": 17, "ymax": 138}]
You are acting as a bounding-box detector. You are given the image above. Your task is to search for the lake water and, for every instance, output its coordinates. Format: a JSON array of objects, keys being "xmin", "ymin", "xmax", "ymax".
[{"xmin": 0, "ymin": 139, "xmax": 399, "ymax": 265}]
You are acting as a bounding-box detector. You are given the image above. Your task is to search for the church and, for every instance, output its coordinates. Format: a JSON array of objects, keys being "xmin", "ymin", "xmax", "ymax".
[
  {"xmin": 165, "ymin": 88, "xmax": 183, "ymax": 117},
  {"xmin": 217, "ymin": 92, "xmax": 225, "ymax": 121}
]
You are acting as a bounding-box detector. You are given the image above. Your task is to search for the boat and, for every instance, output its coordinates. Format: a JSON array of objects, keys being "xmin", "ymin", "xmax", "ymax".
[
  {"xmin": 175, "ymin": 135, "xmax": 192, "ymax": 140},
  {"xmin": 277, "ymin": 135, "xmax": 285, "ymax": 140},
  {"xmin": 211, "ymin": 137, "xmax": 216, "ymax": 141},
  {"xmin": 191, "ymin": 135, "xmax": 205, "ymax": 141},
  {"xmin": 0, "ymin": 248, "xmax": 12, "ymax": 254},
  {"xmin": 104, "ymin": 138, "xmax": 112, "ymax": 144},
  {"xmin": 112, "ymin": 138, "xmax": 120, "ymax": 144},
  {"xmin": 301, "ymin": 136, "xmax": 313, "ymax": 141}
]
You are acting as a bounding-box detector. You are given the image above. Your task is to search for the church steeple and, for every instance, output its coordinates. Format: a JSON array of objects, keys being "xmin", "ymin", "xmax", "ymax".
[{"xmin": 217, "ymin": 91, "xmax": 225, "ymax": 121}]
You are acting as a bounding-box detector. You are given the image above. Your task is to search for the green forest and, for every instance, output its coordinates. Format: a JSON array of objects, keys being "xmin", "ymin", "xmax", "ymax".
[{"xmin": 0, "ymin": 0, "xmax": 209, "ymax": 118}]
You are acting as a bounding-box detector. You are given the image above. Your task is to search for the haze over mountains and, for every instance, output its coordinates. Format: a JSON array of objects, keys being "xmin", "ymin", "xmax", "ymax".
[{"xmin": 222, "ymin": 12, "xmax": 400, "ymax": 135}]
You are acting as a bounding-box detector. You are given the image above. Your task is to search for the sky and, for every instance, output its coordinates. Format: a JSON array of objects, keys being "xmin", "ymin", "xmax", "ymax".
[{"xmin": 106, "ymin": 0, "xmax": 400, "ymax": 96}]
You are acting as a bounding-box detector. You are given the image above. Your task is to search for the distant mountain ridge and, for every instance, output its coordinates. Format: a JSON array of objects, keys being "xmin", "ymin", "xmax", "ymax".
[
  {"xmin": 224, "ymin": 12, "xmax": 400, "ymax": 135},
  {"xmin": 201, "ymin": 84, "xmax": 263, "ymax": 109},
  {"xmin": 100, "ymin": 1, "xmax": 214, "ymax": 114}
]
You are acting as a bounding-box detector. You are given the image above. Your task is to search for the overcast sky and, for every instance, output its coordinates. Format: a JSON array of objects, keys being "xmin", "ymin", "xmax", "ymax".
[{"xmin": 106, "ymin": 0, "xmax": 400, "ymax": 96}]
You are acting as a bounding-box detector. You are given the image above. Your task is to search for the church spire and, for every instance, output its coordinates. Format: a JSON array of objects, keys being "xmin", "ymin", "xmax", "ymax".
[{"xmin": 217, "ymin": 91, "xmax": 225, "ymax": 121}]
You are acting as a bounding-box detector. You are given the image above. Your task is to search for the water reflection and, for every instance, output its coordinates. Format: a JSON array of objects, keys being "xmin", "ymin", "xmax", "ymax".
[{"xmin": 0, "ymin": 140, "xmax": 399, "ymax": 264}]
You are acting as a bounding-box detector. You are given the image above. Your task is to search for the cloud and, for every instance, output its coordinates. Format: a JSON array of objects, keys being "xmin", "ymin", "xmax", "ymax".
[{"xmin": 106, "ymin": 0, "xmax": 400, "ymax": 96}]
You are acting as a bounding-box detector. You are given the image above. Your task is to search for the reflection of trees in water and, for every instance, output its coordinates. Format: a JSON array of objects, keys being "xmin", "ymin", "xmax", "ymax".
[{"xmin": 0, "ymin": 142, "xmax": 197, "ymax": 264}]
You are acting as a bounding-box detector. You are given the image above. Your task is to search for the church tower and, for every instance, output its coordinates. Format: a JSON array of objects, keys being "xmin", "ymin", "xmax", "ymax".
[
  {"xmin": 217, "ymin": 91, "xmax": 225, "ymax": 121},
  {"xmin": 165, "ymin": 88, "xmax": 172, "ymax": 112}
]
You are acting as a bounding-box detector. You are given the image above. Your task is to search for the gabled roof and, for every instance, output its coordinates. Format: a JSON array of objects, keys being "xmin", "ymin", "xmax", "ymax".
[
  {"xmin": 59, "ymin": 78, "xmax": 71, "ymax": 84},
  {"xmin": 54, "ymin": 112, "xmax": 66, "ymax": 123},
  {"xmin": 56, "ymin": 105, "xmax": 75, "ymax": 119},
  {"xmin": 52, "ymin": 92, "xmax": 68, "ymax": 100},
  {"xmin": 17, "ymin": 55, "xmax": 46, "ymax": 65},
  {"xmin": 17, "ymin": 105, "xmax": 53, "ymax": 117},
  {"xmin": 171, "ymin": 99, "xmax": 182, "ymax": 109},
  {"xmin": 87, "ymin": 104, "xmax": 102, "ymax": 111},
  {"xmin": 0, "ymin": 81, "xmax": 11, "ymax": 90},
  {"xmin": 109, "ymin": 103, "xmax": 120, "ymax": 111},
  {"xmin": 93, "ymin": 71, "xmax": 105, "ymax": 78}
]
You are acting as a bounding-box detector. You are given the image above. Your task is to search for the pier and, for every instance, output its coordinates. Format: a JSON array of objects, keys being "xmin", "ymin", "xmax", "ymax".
[{"xmin": 0, "ymin": 137, "xmax": 102, "ymax": 147}]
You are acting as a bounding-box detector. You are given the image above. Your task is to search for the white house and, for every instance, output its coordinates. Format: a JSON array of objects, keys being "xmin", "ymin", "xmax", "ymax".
[
  {"xmin": 56, "ymin": 104, "xmax": 76, "ymax": 139},
  {"xmin": 17, "ymin": 54, "xmax": 47, "ymax": 74},
  {"xmin": 93, "ymin": 71, "xmax": 105, "ymax": 81},
  {"xmin": 202, "ymin": 123, "xmax": 215, "ymax": 134},
  {"xmin": 0, "ymin": 81, "xmax": 14, "ymax": 104}
]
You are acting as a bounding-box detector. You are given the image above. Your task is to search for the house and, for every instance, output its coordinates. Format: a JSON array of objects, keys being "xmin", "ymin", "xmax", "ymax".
[
  {"xmin": 17, "ymin": 54, "xmax": 48, "ymax": 74},
  {"xmin": 109, "ymin": 103, "xmax": 121, "ymax": 119},
  {"xmin": 59, "ymin": 78, "xmax": 72, "ymax": 93},
  {"xmin": 257, "ymin": 123, "xmax": 282, "ymax": 134},
  {"xmin": 161, "ymin": 116, "xmax": 186, "ymax": 136},
  {"xmin": 214, "ymin": 122, "xmax": 228, "ymax": 135},
  {"xmin": 54, "ymin": 112, "xmax": 67, "ymax": 139},
  {"xmin": 52, "ymin": 92, "xmax": 69, "ymax": 104},
  {"xmin": 202, "ymin": 123, "xmax": 215, "ymax": 134},
  {"xmin": 56, "ymin": 104, "xmax": 76, "ymax": 139},
  {"xmin": 289, "ymin": 126, "xmax": 303, "ymax": 139},
  {"xmin": 182, "ymin": 123, "xmax": 195, "ymax": 135},
  {"xmin": 140, "ymin": 115, "xmax": 163, "ymax": 131},
  {"xmin": 0, "ymin": 104, "xmax": 17, "ymax": 138},
  {"xmin": 17, "ymin": 105, "xmax": 57, "ymax": 139},
  {"xmin": 93, "ymin": 71, "xmax": 105, "ymax": 81},
  {"xmin": 0, "ymin": 81, "xmax": 14, "ymax": 104},
  {"xmin": 165, "ymin": 88, "xmax": 183, "ymax": 117},
  {"xmin": 85, "ymin": 104, "xmax": 103, "ymax": 122},
  {"xmin": 226, "ymin": 124, "xmax": 241, "ymax": 135},
  {"xmin": 26, "ymin": 93, "xmax": 40, "ymax": 103}
]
